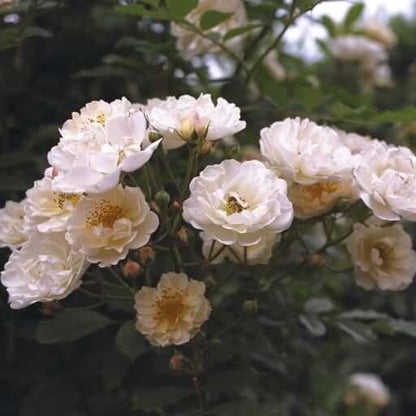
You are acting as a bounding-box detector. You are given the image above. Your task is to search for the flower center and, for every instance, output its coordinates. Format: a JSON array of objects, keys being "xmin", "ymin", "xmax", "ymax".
[
  {"xmin": 225, "ymin": 192, "xmax": 248, "ymax": 215},
  {"xmin": 371, "ymin": 241, "xmax": 394, "ymax": 266},
  {"xmin": 87, "ymin": 112, "xmax": 107, "ymax": 127},
  {"xmin": 155, "ymin": 290, "xmax": 187, "ymax": 326},
  {"xmin": 53, "ymin": 193, "xmax": 80, "ymax": 210},
  {"xmin": 86, "ymin": 199, "xmax": 123, "ymax": 228}
]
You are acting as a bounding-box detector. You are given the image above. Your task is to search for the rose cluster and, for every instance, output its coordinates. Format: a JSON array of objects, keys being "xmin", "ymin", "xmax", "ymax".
[{"xmin": 1, "ymin": 91, "xmax": 416, "ymax": 347}]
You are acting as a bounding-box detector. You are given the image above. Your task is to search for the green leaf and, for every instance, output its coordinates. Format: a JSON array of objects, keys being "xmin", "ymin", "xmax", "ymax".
[
  {"xmin": 371, "ymin": 107, "xmax": 416, "ymax": 124},
  {"xmin": 339, "ymin": 309, "xmax": 389, "ymax": 321},
  {"xmin": 321, "ymin": 15, "xmax": 337, "ymax": 38},
  {"xmin": 224, "ymin": 24, "xmax": 262, "ymax": 41},
  {"xmin": 115, "ymin": 321, "xmax": 146, "ymax": 361},
  {"xmin": 389, "ymin": 319, "xmax": 416, "ymax": 337},
  {"xmin": 132, "ymin": 386, "xmax": 193, "ymax": 410},
  {"xmin": 344, "ymin": 3, "xmax": 364, "ymax": 29},
  {"xmin": 36, "ymin": 310, "xmax": 113, "ymax": 344},
  {"xmin": 166, "ymin": 0, "xmax": 198, "ymax": 18},
  {"xmin": 304, "ymin": 298, "xmax": 334, "ymax": 314},
  {"xmin": 337, "ymin": 320, "xmax": 376, "ymax": 343},
  {"xmin": 300, "ymin": 315, "xmax": 326, "ymax": 336},
  {"xmin": 200, "ymin": 10, "xmax": 233, "ymax": 31}
]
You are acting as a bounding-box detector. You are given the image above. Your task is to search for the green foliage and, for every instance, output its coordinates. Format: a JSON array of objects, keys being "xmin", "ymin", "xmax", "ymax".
[{"xmin": 1, "ymin": 0, "xmax": 416, "ymax": 415}]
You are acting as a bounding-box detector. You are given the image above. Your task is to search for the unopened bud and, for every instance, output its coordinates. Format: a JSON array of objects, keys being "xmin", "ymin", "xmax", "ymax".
[
  {"xmin": 177, "ymin": 227, "xmax": 189, "ymax": 245},
  {"xmin": 203, "ymin": 275, "xmax": 216, "ymax": 288},
  {"xmin": 200, "ymin": 140, "xmax": 213, "ymax": 155},
  {"xmin": 139, "ymin": 246, "xmax": 156, "ymax": 265},
  {"xmin": 39, "ymin": 301, "xmax": 60, "ymax": 316},
  {"xmin": 155, "ymin": 189, "xmax": 170, "ymax": 209},
  {"xmin": 122, "ymin": 260, "xmax": 141, "ymax": 279},
  {"xmin": 171, "ymin": 200, "xmax": 182, "ymax": 212},
  {"xmin": 308, "ymin": 253, "xmax": 325, "ymax": 267},
  {"xmin": 169, "ymin": 353, "xmax": 186, "ymax": 371}
]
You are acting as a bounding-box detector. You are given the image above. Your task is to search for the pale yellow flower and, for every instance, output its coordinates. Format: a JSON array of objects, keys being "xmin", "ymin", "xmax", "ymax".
[
  {"xmin": 135, "ymin": 272, "xmax": 211, "ymax": 347},
  {"xmin": 289, "ymin": 180, "xmax": 357, "ymax": 219}
]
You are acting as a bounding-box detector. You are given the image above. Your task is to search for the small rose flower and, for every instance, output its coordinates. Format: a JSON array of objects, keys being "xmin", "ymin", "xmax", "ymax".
[
  {"xmin": 260, "ymin": 118, "xmax": 358, "ymax": 185},
  {"xmin": 1, "ymin": 232, "xmax": 88, "ymax": 309},
  {"xmin": 201, "ymin": 232, "xmax": 278, "ymax": 265},
  {"xmin": 135, "ymin": 272, "xmax": 211, "ymax": 347},
  {"xmin": 344, "ymin": 373, "xmax": 390, "ymax": 409},
  {"xmin": 0, "ymin": 199, "xmax": 27, "ymax": 250},
  {"xmin": 183, "ymin": 160, "xmax": 293, "ymax": 246},
  {"xmin": 66, "ymin": 185, "xmax": 159, "ymax": 267},
  {"xmin": 171, "ymin": 0, "xmax": 247, "ymax": 60},
  {"xmin": 48, "ymin": 97, "xmax": 161, "ymax": 194},
  {"xmin": 145, "ymin": 94, "xmax": 246, "ymax": 150},
  {"xmin": 354, "ymin": 142, "xmax": 416, "ymax": 221},
  {"xmin": 288, "ymin": 180, "xmax": 358, "ymax": 219},
  {"xmin": 25, "ymin": 169, "xmax": 79, "ymax": 233},
  {"xmin": 346, "ymin": 222, "xmax": 416, "ymax": 291}
]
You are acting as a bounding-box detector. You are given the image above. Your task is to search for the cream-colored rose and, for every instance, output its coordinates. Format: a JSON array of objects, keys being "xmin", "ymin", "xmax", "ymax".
[
  {"xmin": 344, "ymin": 373, "xmax": 390, "ymax": 408},
  {"xmin": 171, "ymin": 0, "xmax": 247, "ymax": 60},
  {"xmin": 0, "ymin": 200, "xmax": 27, "ymax": 250},
  {"xmin": 66, "ymin": 185, "xmax": 159, "ymax": 267},
  {"xmin": 201, "ymin": 231, "xmax": 278, "ymax": 265},
  {"xmin": 346, "ymin": 223, "xmax": 416, "ymax": 291},
  {"xmin": 183, "ymin": 160, "xmax": 293, "ymax": 246},
  {"xmin": 25, "ymin": 171, "xmax": 79, "ymax": 233},
  {"xmin": 364, "ymin": 20, "xmax": 397, "ymax": 49},
  {"xmin": 354, "ymin": 142, "xmax": 416, "ymax": 221},
  {"xmin": 145, "ymin": 94, "xmax": 246, "ymax": 150},
  {"xmin": 1, "ymin": 232, "xmax": 88, "ymax": 309},
  {"xmin": 289, "ymin": 180, "xmax": 358, "ymax": 219},
  {"xmin": 48, "ymin": 97, "xmax": 161, "ymax": 194},
  {"xmin": 135, "ymin": 272, "xmax": 211, "ymax": 347},
  {"xmin": 260, "ymin": 118, "xmax": 358, "ymax": 185}
]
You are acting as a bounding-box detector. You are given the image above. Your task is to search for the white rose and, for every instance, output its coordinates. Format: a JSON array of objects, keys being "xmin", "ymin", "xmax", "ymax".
[
  {"xmin": 201, "ymin": 231, "xmax": 278, "ymax": 265},
  {"xmin": 344, "ymin": 373, "xmax": 390, "ymax": 408},
  {"xmin": 329, "ymin": 35, "xmax": 387, "ymax": 67},
  {"xmin": 25, "ymin": 171, "xmax": 79, "ymax": 233},
  {"xmin": 135, "ymin": 272, "xmax": 211, "ymax": 347},
  {"xmin": 1, "ymin": 232, "xmax": 88, "ymax": 309},
  {"xmin": 146, "ymin": 94, "xmax": 246, "ymax": 150},
  {"xmin": 171, "ymin": 0, "xmax": 247, "ymax": 60},
  {"xmin": 364, "ymin": 20, "xmax": 397, "ymax": 49},
  {"xmin": 346, "ymin": 223, "xmax": 416, "ymax": 291},
  {"xmin": 354, "ymin": 142, "xmax": 416, "ymax": 221},
  {"xmin": 288, "ymin": 180, "xmax": 358, "ymax": 219},
  {"xmin": 183, "ymin": 160, "xmax": 293, "ymax": 246},
  {"xmin": 48, "ymin": 97, "xmax": 161, "ymax": 194},
  {"xmin": 66, "ymin": 184, "xmax": 159, "ymax": 267},
  {"xmin": 0, "ymin": 200, "xmax": 27, "ymax": 250},
  {"xmin": 260, "ymin": 118, "xmax": 358, "ymax": 185},
  {"xmin": 335, "ymin": 128, "xmax": 375, "ymax": 155}
]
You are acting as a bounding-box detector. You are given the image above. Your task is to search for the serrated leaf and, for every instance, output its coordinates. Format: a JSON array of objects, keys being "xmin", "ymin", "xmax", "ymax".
[
  {"xmin": 224, "ymin": 24, "xmax": 261, "ymax": 41},
  {"xmin": 304, "ymin": 298, "xmax": 334, "ymax": 314},
  {"xmin": 389, "ymin": 319, "xmax": 416, "ymax": 337},
  {"xmin": 200, "ymin": 10, "xmax": 232, "ymax": 31},
  {"xmin": 339, "ymin": 309, "xmax": 389, "ymax": 321},
  {"xmin": 115, "ymin": 321, "xmax": 146, "ymax": 361},
  {"xmin": 300, "ymin": 315, "xmax": 326, "ymax": 336},
  {"xmin": 344, "ymin": 3, "xmax": 364, "ymax": 29},
  {"xmin": 337, "ymin": 320, "xmax": 376, "ymax": 343},
  {"xmin": 36, "ymin": 310, "xmax": 113, "ymax": 344},
  {"xmin": 166, "ymin": 0, "xmax": 198, "ymax": 18}
]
